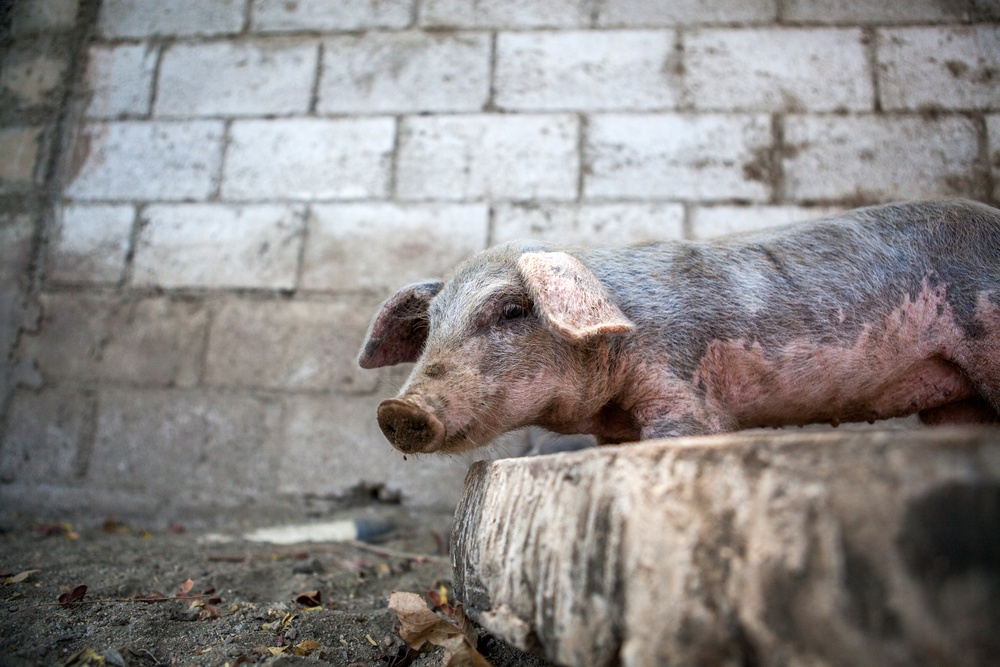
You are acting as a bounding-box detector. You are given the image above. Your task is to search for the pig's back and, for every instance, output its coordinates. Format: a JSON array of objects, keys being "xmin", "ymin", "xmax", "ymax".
[{"xmin": 580, "ymin": 199, "xmax": 1000, "ymax": 378}]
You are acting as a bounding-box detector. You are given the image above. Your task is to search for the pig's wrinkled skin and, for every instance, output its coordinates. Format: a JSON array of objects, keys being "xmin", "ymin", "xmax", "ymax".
[{"xmin": 359, "ymin": 199, "xmax": 1000, "ymax": 455}]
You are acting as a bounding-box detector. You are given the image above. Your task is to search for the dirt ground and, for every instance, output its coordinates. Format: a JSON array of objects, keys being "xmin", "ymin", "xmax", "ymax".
[{"xmin": 0, "ymin": 495, "xmax": 553, "ymax": 667}]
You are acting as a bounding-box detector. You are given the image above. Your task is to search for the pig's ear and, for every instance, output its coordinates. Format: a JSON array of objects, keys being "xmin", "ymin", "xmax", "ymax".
[
  {"xmin": 516, "ymin": 252, "xmax": 634, "ymax": 340},
  {"xmin": 359, "ymin": 280, "xmax": 443, "ymax": 369}
]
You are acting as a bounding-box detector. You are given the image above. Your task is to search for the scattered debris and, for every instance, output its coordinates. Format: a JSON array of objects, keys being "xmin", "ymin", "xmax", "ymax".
[
  {"xmin": 57, "ymin": 585, "xmax": 87, "ymax": 609},
  {"xmin": 35, "ymin": 523, "xmax": 78, "ymax": 539},
  {"xmin": 389, "ymin": 591, "xmax": 493, "ymax": 667},
  {"xmin": 4, "ymin": 569, "xmax": 40, "ymax": 585},
  {"xmin": 293, "ymin": 589, "xmax": 322, "ymax": 608},
  {"xmin": 242, "ymin": 518, "xmax": 396, "ymax": 545}
]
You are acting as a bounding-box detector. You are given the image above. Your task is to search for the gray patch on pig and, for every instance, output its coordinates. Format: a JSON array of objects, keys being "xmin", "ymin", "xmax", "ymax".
[{"xmin": 590, "ymin": 200, "xmax": 1000, "ymax": 381}]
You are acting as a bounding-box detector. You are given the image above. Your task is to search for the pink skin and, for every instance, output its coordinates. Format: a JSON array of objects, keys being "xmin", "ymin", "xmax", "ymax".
[{"xmin": 691, "ymin": 282, "xmax": 977, "ymax": 428}]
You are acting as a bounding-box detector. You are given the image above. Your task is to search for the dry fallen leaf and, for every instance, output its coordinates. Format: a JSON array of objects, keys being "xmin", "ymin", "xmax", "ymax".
[
  {"xmin": 5, "ymin": 569, "xmax": 40, "ymax": 585},
  {"xmin": 295, "ymin": 640, "xmax": 322, "ymax": 656},
  {"xmin": 388, "ymin": 592, "xmax": 492, "ymax": 667},
  {"xmin": 58, "ymin": 585, "xmax": 88, "ymax": 609},
  {"xmin": 62, "ymin": 646, "xmax": 105, "ymax": 665},
  {"xmin": 294, "ymin": 589, "xmax": 322, "ymax": 607},
  {"xmin": 177, "ymin": 578, "xmax": 194, "ymax": 596},
  {"xmin": 199, "ymin": 604, "xmax": 221, "ymax": 621}
]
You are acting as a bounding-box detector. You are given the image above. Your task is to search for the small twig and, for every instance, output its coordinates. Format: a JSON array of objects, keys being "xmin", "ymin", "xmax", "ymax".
[
  {"xmin": 129, "ymin": 647, "xmax": 162, "ymax": 665},
  {"xmin": 343, "ymin": 540, "xmax": 450, "ymax": 564}
]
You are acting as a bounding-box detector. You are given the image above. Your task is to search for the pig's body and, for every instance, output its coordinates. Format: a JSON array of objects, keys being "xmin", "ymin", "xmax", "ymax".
[{"xmin": 360, "ymin": 199, "xmax": 1000, "ymax": 454}]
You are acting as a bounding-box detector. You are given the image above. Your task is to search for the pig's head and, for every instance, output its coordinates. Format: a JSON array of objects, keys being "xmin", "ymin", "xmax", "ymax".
[{"xmin": 358, "ymin": 242, "xmax": 635, "ymax": 454}]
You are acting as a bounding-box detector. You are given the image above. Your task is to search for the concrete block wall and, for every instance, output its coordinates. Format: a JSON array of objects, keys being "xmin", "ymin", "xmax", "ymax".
[{"xmin": 0, "ymin": 0, "xmax": 998, "ymax": 521}]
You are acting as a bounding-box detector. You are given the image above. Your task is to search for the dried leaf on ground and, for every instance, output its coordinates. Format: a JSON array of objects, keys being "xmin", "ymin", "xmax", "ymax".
[
  {"xmin": 63, "ymin": 646, "xmax": 105, "ymax": 665},
  {"xmin": 36, "ymin": 523, "xmax": 76, "ymax": 539},
  {"xmin": 58, "ymin": 585, "xmax": 88, "ymax": 609},
  {"xmin": 388, "ymin": 592, "xmax": 492, "ymax": 667},
  {"xmin": 176, "ymin": 578, "xmax": 194, "ymax": 596},
  {"xmin": 294, "ymin": 589, "xmax": 322, "ymax": 607},
  {"xmin": 294, "ymin": 640, "xmax": 322, "ymax": 656},
  {"xmin": 5, "ymin": 569, "xmax": 40, "ymax": 584}
]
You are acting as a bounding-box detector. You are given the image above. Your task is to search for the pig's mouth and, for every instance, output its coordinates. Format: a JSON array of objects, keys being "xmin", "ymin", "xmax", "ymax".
[{"xmin": 376, "ymin": 398, "xmax": 447, "ymax": 454}]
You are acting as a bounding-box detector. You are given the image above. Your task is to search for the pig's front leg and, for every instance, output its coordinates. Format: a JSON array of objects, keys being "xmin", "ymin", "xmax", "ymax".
[{"xmin": 632, "ymin": 380, "xmax": 735, "ymax": 440}]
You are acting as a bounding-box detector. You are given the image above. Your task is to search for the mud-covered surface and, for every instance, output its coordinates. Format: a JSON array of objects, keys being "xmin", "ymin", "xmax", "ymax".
[{"xmin": 0, "ymin": 503, "xmax": 552, "ymax": 667}]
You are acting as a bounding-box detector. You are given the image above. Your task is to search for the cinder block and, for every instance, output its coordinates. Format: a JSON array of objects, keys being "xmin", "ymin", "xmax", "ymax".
[
  {"xmin": 279, "ymin": 394, "xmax": 471, "ymax": 510},
  {"xmin": 877, "ymin": 26, "xmax": 1000, "ymax": 111},
  {"xmin": 83, "ymin": 43, "xmax": 157, "ymax": 119},
  {"xmin": 63, "ymin": 121, "xmax": 224, "ymax": 201},
  {"xmin": 686, "ymin": 28, "xmax": 873, "ymax": 112},
  {"xmin": 133, "ymin": 204, "xmax": 305, "ymax": 290},
  {"xmin": 492, "ymin": 203, "xmax": 684, "ymax": 246},
  {"xmin": 97, "ymin": 298, "xmax": 208, "ymax": 387},
  {"xmin": 205, "ymin": 296, "xmax": 381, "ymax": 393},
  {"xmin": 302, "ymin": 203, "xmax": 488, "ymax": 292},
  {"xmin": 18, "ymin": 293, "xmax": 109, "ymax": 381},
  {"xmin": 90, "ymin": 388, "xmax": 284, "ymax": 497},
  {"xmin": 97, "ymin": 0, "xmax": 244, "ymax": 38},
  {"xmin": 319, "ymin": 32, "xmax": 489, "ymax": 114},
  {"xmin": 223, "ymin": 118, "xmax": 395, "ymax": 200},
  {"xmin": 397, "ymin": 115, "xmax": 579, "ymax": 201},
  {"xmin": 18, "ymin": 293, "xmax": 209, "ymax": 386},
  {"xmin": 0, "ymin": 388, "xmax": 92, "ymax": 483},
  {"xmin": 156, "ymin": 40, "xmax": 317, "ymax": 118},
  {"xmin": 495, "ymin": 30, "xmax": 678, "ymax": 112},
  {"xmin": 49, "ymin": 203, "xmax": 134, "ymax": 284},
  {"xmin": 596, "ymin": 0, "xmax": 776, "ymax": 26},
  {"xmin": 0, "ymin": 127, "xmax": 42, "ymax": 191},
  {"xmin": 419, "ymin": 0, "xmax": 591, "ymax": 28},
  {"xmin": 10, "ymin": 0, "xmax": 79, "ymax": 34},
  {"xmin": 585, "ymin": 113, "xmax": 772, "ymax": 201},
  {"xmin": 782, "ymin": 0, "xmax": 968, "ymax": 23},
  {"xmin": 0, "ymin": 212, "xmax": 35, "ymax": 285},
  {"xmin": 0, "ymin": 211, "xmax": 37, "ymax": 379},
  {"xmin": 782, "ymin": 115, "xmax": 982, "ymax": 202},
  {"xmin": 252, "ymin": 0, "xmax": 412, "ymax": 32},
  {"xmin": 0, "ymin": 37, "xmax": 70, "ymax": 108},
  {"xmin": 690, "ymin": 205, "xmax": 844, "ymax": 239},
  {"xmin": 989, "ymin": 114, "xmax": 1000, "ymax": 202}
]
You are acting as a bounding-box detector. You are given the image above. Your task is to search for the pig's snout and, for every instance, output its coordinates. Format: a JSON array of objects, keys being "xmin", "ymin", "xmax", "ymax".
[{"xmin": 377, "ymin": 398, "xmax": 445, "ymax": 453}]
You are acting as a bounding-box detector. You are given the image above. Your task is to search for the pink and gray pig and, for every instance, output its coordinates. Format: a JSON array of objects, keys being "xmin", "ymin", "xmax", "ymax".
[{"xmin": 359, "ymin": 199, "xmax": 1000, "ymax": 454}]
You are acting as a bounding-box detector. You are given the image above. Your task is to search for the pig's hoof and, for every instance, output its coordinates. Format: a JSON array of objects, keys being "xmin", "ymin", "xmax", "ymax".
[{"xmin": 377, "ymin": 398, "xmax": 445, "ymax": 453}]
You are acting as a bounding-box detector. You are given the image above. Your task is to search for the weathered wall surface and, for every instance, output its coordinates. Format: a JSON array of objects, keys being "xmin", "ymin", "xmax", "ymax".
[{"xmin": 0, "ymin": 0, "xmax": 998, "ymax": 520}]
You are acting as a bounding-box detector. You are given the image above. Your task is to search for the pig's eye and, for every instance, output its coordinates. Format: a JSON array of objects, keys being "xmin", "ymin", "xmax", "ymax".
[{"xmin": 501, "ymin": 303, "xmax": 528, "ymax": 320}]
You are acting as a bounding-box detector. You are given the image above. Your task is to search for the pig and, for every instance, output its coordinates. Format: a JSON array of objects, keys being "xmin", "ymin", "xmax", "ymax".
[{"xmin": 358, "ymin": 199, "xmax": 1000, "ymax": 455}]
